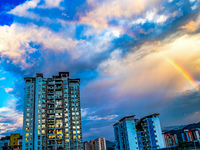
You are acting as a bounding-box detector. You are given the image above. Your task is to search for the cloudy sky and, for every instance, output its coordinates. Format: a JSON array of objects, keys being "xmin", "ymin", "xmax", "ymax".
[{"xmin": 0, "ymin": 0, "xmax": 200, "ymax": 141}]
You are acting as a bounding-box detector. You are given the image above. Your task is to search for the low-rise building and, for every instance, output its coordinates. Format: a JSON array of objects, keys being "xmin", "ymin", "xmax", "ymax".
[
  {"xmin": 182, "ymin": 128, "xmax": 200, "ymax": 142},
  {"xmin": 0, "ymin": 133, "xmax": 22, "ymax": 150},
  {"xmin": 84, "ymin": 137, "xmax": 106, "ymax": 150},
  {"xmin": 163, "ymin": 133, "xmax": 178, "ymax": 147}
]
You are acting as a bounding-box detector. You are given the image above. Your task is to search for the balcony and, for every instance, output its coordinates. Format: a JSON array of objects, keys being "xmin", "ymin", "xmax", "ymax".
[
  {"xmin": 47, "ymin": 100, "xmax": 54, "ymax": 104},
  {"xmin": 47, "ymin": 110, "xmax": 55, "ymax": 114},
  {"xmin": 47, "ymin": 120, "xmax": 55, "ymax": 124},
  {"xmin": 48, "ymin": 82, "xmax": 55, "ymax": 85},
  {"xmin": 56, "ymin": 115, "xmax": 62, "ymax": 118},
  {"xmin": 56, "ymin": 124, "xmax": 63, "ymax": 128},
  {"xmin": 55, "ymin": 105, "xmax": 62, "ymax": 109},
  {"xmin": 55, "ymin": 96, "xmax": 62, "ymax": 99},
  {"xmin": 55, "ymin": 82, "xmax": 62, "ymax": 84},
  {"xmin": 48, "ymin": 107, "xmax": 55, "ymax": 109},
  {"xmin": 47, "ymin": 92, "xmax": 54, "ymax": 95}
]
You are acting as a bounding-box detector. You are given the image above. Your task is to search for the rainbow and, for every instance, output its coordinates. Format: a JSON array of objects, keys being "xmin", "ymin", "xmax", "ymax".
[{"xmin": 164, "ymin": 57, "xmax": 199, "ymax": 92}]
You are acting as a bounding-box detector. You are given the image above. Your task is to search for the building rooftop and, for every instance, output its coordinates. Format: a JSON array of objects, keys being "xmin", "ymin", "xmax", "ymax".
[
  {"xmin": 141, "ymin": 113, "xmax": 159, "ymax": 120},
  {"xmin": 113, "ymin": 115, "xmax": 135, "ymax": 126}
]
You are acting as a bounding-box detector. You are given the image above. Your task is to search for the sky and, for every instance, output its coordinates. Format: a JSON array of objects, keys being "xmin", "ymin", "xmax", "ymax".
[{"xmin": 0, "ymin": 0, "xmax": 200, "ymax": 141}]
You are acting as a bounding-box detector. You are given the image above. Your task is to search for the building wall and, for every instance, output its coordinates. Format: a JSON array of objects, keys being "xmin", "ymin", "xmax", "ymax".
[
  {"xmin": 10, "ymin": 133, "xmax": 20, "ymax": 146},
  {"xmin": 84, "ymin": 138, "xmax": 106, "ymax": 150},
  {"xmin": 113, "ymin": 116, "xmax": 139, "ymax": 150},
  {"xmin": 142, "ymin": 118, "xmax": 157, "ymax": 149},
  {"xmin": 152, "ymin": 117, "xmax": 165, "ymax": 149},
  {"xmin": 163, "ymin": 133, "xmax": 178, "ymax": 147},
  {"xmin": 22, "ymin": 78, "xmax": 35, "ymax": 150},
  {"xmin": 114, "ymin": 114, "xmax": 165, "ymax": 150},
  {"xmin": 126, "ymin": 120, "xmax": 139, "ymax": 150},
  {"xmin": 181, "ymin": 128, "xmax": 200, "ymax": 142}
]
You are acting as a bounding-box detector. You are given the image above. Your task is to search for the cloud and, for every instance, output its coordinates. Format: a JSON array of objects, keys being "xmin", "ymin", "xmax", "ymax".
[
  {"xmin": 79, "ymin": 0, "xmax": 161, "ymax": 27},
  {"xmin": 0, "ymin": 99, "xmax": 23, "ymax": 135},
  {"xmin": 4, "ymin": 88, "xmax": 14, "ymax": 93},
  {"xmin": 0, "ymin": 77, "xmax": 6, "ymax": 80},
  {"xmin": 1, "ymin": 0, "xmax": 200, "ymax": 141},
  {"xmin": 87, "ymin": 115, "xmax": 118, "ymax": 121},
  {"xmin": 0, "ymin": 23, "xmax": 80, "ymax": 69},
  {"xmin": 179, "ymin": 20, "xmax": 200, "ymax": 32},
  {"xmin": 8, "ymin": 0, "xmax": 40, "ymax": 19},
  {"xmin": 38, "ymin": 0, "xmax": 64, "ymax": 9}
]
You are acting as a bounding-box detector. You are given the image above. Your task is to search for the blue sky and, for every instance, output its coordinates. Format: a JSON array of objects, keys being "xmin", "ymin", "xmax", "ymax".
[{"xmin": 0, "ymin": 0, "xmax": 200, "ymax": 141}]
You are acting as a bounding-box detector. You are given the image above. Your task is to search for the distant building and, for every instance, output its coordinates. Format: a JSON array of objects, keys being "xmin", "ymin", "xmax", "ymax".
[
  {"xmin": 0, "ymin": 136, "xmax": 10, "ymax": 150},
  {"xmin": 84, "ymin": 137, "xmax": 106, "ymax": 150},
  {"xmin": 163, "ymin": 133, "xmax": 178, "ymax": 147},
  {"xmin": 113, "ymin": 114, "xmax": 165, "ymax": 150},
  {"xmin": 22, "ymin": 72, "xmax": 83, "ymax": 150},
  {"xmin": 10, "ymin": 133, "xmax": 20, "ymax": 147},
  {"xmin": 182, "ymin": 128, "xmax": 200, "ymax": 142},
  {"xmin": 0, "ymin": 133, "xmax": 22, "ymax": 150}
]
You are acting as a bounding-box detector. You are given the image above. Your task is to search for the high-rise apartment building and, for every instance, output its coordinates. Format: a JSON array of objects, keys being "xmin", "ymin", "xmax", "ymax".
[
  {"xmin": 84, "ymin": 137, "xmax": 106, "ymax": 150},
  {"xmin": 113, "ymin": 114, "xmax": 165, "ymax": 150},
  {"xmin": 22, "ymin": 72, "xmax": 83, "ymax": 150},
  {"xmin": 139, "ymin": 114, "xmax": 165, "ymax": 149},
  {"xmin": 113, "ymin": 116, "xmax": 141, "ymax": 150}
]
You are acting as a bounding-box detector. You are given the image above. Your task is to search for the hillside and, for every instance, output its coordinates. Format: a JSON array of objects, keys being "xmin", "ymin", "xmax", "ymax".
[{"xmin": 164, "ymin": 122, "xmax": 200, "ymax": 139}]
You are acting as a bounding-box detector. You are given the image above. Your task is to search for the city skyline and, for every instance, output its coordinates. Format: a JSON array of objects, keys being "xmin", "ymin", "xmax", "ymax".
[{"xmin": 0, "ymin": 0, "xmax": 200, "ymax": 142}]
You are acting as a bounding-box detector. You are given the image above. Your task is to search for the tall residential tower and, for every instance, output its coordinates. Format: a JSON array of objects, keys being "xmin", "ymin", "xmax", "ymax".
[{"xmin": 22, "ymin": 72, "xmax": 83, "ymax": 150}]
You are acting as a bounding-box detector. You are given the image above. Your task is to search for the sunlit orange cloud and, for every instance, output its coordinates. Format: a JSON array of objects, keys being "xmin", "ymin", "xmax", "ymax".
[{"xmin": 179, "ymin": 21, "xmax": 199, "ymax": 32}]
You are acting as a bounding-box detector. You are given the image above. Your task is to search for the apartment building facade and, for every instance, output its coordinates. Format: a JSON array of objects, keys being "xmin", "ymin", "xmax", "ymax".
[
  {"xmin": 113, "ymin": 116, "xmax": 141, "ymax": 150},
  {"xmin": 182, "ymin": 128, "xmax": 200, "ymax": 142},
  {"xmin": 0, "ymin": 133, "xmax": 22, "ymax": 150},
  {"xmin": 84, "ymin": 137, "xmax": 106, "ymax": 150},
  {"xmin": 139, "ymin": 114, "xmax": 165, "ymax": 149},
  {"xmin": 163, "ymin": 133, "xmax": 178, "ymax": 147},
  {"xmin": 113, "ymin": 114, "xmax": 165, "ymax": 150},
  {"xmin": 22, "ymin": 72, "xmax": 83, "ymax": 150}
]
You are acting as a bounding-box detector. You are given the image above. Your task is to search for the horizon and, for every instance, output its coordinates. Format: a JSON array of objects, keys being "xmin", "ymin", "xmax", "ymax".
[{"xmin": 0, "ymin": 0, "xmax": 200, "ymax": 142}]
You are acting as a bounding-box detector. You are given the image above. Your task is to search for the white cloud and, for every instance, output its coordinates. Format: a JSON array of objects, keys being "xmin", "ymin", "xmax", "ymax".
[
  {"xmin": 39, "ymin": 0, "xmax": 64, "ymax": 9},
  {"xmin": 4, "ymin": 88, "xmax": 14, "ymax": 93},
  {"xmin": 132, "ymin": 9, "xmax": 168, "ymax": 25},
  {"xmin": 81, "ymin": 108, "xmax": 89, "ymax": 117},
  {"xmin": 0, "ymin": 23, "xmax": 80, "ymax": 68},
  {"xmin": 0, "ymin": 77, "xmax": 6, "ymax": 81},
  {"xmin": 8, "ymin": 0, "xmax": 40, "ymax": 19},
  {"xmin": 80, "ymin": 0, "xmax": 161, "ymax": 27},
  {"xmin": 0, "ymin": 99, "xmax": 23, "ymax": 134},
  {"xmin": 87, "ymin": 115, "xmax": 118, "ymax": 120}
]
